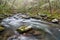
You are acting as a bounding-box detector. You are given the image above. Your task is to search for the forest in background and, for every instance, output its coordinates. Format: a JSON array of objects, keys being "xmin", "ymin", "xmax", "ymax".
[{"xmin": 0, "ymin": 0, "xmax": 60, "ymax": 20}]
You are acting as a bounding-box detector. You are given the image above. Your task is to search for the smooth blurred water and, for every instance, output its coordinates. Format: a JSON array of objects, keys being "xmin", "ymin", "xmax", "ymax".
[{"xmin": 1, "ymin": 14, "xmax": 60, "ymax": 40}]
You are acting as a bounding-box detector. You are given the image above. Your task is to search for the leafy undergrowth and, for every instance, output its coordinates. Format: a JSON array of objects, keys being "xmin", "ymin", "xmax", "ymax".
[{"xmin": 38, "ymin": 11, "xmax": 60, "ymax": 21}]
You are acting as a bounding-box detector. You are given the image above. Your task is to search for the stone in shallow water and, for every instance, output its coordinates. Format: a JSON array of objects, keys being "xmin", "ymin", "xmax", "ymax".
[{"xmin": 7, "ymin": 35, "xmax": 39, "ymax": 40}]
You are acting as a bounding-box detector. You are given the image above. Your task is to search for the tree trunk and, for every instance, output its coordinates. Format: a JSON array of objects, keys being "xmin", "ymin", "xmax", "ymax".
[{"xmin": 48, "ymin": 0, "xmax": 52, "ymax": 15}]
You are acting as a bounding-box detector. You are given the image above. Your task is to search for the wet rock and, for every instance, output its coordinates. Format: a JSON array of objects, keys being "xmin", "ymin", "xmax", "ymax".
[
  {"xmin": 40, "ymin": 14, "xmax": 47, "ymax": 20},
  {"xmin": 32, "ymin": 30, "xmax": 42, "ymax": 36},
  {"xmin": 30, "ymin": 17, "xmax": 41, "ymax": 19},
  {"xmin": 40, "ymin": 14, "xmax": 47, "ymax": 17},
  {"xmin": 13, "ymin": 13, "xmax": 30, "ymax": 19},
  {"xmin": 51, "ymin": 19, "xmax": 59, "ymax": 24},
  {"xmin": 7, "ymin": 35, "xmax": 39, "ymax": 40}
]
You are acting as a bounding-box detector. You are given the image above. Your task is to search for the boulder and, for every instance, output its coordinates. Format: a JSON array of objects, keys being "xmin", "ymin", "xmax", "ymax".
[{"xmin": 52, "ymin": 19, "xmax": 59, "ymax": 24}]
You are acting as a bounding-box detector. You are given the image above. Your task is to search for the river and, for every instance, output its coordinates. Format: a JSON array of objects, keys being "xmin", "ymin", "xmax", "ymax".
[{"xmin": 1, "ymin": 14, "xmax": 60, "ymax": 40}]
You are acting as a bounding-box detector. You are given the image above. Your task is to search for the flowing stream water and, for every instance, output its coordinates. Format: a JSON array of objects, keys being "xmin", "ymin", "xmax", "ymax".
[{"xmin": 1, "ymin": 14, "xmax": 60, "ymax": 40}]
